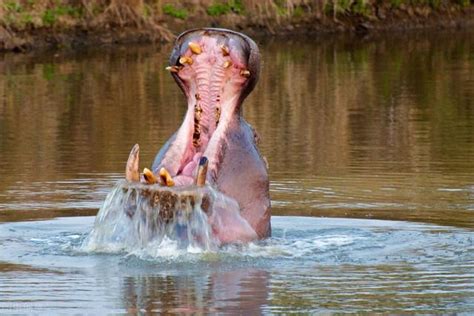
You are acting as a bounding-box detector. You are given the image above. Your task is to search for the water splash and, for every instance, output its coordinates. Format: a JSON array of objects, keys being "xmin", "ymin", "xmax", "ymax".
[{"xmin": 81, "ymin": 180, "xmax": 232, "ymax": 254}]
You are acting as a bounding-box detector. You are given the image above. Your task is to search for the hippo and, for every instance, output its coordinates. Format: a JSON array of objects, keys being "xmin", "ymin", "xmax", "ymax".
[{"xmin": 124, "ymin": 28, "xmax": 270, "ymax": 245}]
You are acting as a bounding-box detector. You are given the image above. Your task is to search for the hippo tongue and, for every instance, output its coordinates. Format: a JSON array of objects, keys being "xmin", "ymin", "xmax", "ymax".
[
  {"xmin": 173, "ymin": 152, "xmax": 202, "ymax": 186},
  {"xmin": 172, "ymin": 175, "xmax": 193, "ymax": 186}
]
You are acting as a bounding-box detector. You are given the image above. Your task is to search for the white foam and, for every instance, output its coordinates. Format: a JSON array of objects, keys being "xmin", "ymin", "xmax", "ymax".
[{"xmin": 81, "ymin": 181, "xmax": 220, "ymax": 255}]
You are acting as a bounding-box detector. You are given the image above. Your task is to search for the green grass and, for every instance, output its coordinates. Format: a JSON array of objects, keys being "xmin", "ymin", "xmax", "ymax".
[
  {"xmin": 390, "ymin": 0, "xmax": 403, "ymax": 8},
  {"xmin": 292, "ymin": 6, "xmax": 305, "ymax": 18},
  {"xmin": 162, "ymin": 4, "xmax": 188, "ymax": 20},
  {"xmin": 4, "ymin": 1, "xmax": 22, "ymax": 13},
  {"xmin": 324, "ymin": 0, "xmax": 372, "ymax": 16},
  {"xmin": 206, "ymin": 1, "xmax": 244, "ymax": 16},
  {"xmin": 352, "ymin": 0, "xmax": 371, "ymax": 15},
  {"xmin": 456, "ymin": 0, "xmax": 471, "ymax": 7},
  {"xmin": 42, "ymin": 5, "xmax": 81, "ymax": 26}
]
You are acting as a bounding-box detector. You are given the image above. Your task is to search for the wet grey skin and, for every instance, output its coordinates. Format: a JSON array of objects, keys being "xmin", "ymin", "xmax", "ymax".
[{"xmin": 144, "ymin": 28, "xmax": 270, "ymax": 239}]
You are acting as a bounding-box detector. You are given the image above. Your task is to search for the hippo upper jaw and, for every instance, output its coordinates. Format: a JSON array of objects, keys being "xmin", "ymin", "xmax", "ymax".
[{"xmin": 152, "ymin": 28, "xmax": 261, "ymax": 188}]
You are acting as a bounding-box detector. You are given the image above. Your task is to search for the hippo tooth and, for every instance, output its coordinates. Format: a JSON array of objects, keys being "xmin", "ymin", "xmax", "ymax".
[
  {"xmin": 215, "ymin": 107, "xmax": 221, "ymax": 125},
  {"xmin": 188, "ymin": 42, "xmax": 202, "ymax": 54},
  {"xmin": 179, "ymin": 56, "xmax": 193, "ymax": 65},
  {"xmin": 240, "ymin": 70, "xmax": 251, "ymax": 78},
  {"xmin": 125, "ymin": 144, "xmax": 140, "ymax": 182},
  {"xmin": 165, "ymin": 66, "xmax": 180, "ymax": 73},
  {"xmin": 159, "ymin": 167, "xmax": 175, "ymax": 187},
  {"xmin": 143, "ymin": 168, "xmax": 158, "ymax": 184},
  {"xmin": 223, "ymin": 60, "xmax": 232, "ymax": 68},
  {"xmin": 220, "ymin": 45, "xmax": 230, "ymax": 56},
  {"xmin": 196, "ymin": 157, "xmax": 209, "ymax": 186}
]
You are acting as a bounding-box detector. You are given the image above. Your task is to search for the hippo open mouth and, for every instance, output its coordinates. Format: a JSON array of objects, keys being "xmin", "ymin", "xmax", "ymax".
[{"xmin": 124, "ymin": 28, "xmax": 270, "ymax": 243}]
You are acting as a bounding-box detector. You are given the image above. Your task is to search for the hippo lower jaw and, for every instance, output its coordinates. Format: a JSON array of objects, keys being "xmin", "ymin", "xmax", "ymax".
[{"xmin": 125, "ymin": 29, "xmax": 271, "ymax": 243}]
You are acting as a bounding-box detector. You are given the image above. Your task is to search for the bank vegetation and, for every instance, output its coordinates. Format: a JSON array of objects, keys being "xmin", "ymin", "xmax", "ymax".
[{"xmin": 0, "ymin": 0, "xmax": 473, "ymax": 51}]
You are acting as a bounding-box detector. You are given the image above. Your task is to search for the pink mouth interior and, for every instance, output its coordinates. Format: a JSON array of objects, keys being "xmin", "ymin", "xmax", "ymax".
[
  {"xmin": 173, "ymin": 152, "xmax": 202, "ymax": 186},
  {"xmin": 159, "ymin": 35, "xmax": 250, "ymax": 186}
]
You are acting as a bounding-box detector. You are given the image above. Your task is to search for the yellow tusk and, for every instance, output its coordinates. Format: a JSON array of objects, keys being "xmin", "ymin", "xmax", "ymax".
[
  {"xmin": 220, "ymin": 45, "xmax": 230, "ymax": 56},
  {"xmin": 223, "ymin": 60, "xmax": 232, "ymax": 68},
  {"xmin": 143, "ymin": 168, "xmax": 158, "ymax": 184},
  {"xmin": 159, "ymin": 167, "xmax": 175, "ymax": 187},
  {"xmin": 195, "ymin": 157, "xmax": 208, "ymax": 186},
  {"xmin": 125, "ymin": 144, "xmax": 140, "ymax": 182},
  {"xmin": 179, "ymin": 56, "xmax": 193, "ymax": 65},
  {"xmin": 240, "ymin": 69, "xmax": 251, "ymax": 78},
  {"xmin": 188, "ymin": 42, "xmax": 202, "ymax": 54}
]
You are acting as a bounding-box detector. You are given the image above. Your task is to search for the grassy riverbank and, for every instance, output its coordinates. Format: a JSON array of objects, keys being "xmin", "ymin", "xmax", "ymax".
[{"xmin": 1, "ymin": 0, "xmax": 473, "ymax": 51}]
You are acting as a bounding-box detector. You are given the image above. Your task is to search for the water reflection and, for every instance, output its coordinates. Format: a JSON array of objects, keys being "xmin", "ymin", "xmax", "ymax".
[
  {"xmin": 121, "ymin": 269, "xmax": 269, "ymax": 314},
  {"xmin": 0, "ymin": 31, "xmax": 473, "ymax": 228}
]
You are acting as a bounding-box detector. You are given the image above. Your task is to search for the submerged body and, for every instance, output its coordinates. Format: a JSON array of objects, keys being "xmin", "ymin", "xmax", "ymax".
[{"xmin": 125, "ymin": 29, "xmax": 271, "ymax": 244}]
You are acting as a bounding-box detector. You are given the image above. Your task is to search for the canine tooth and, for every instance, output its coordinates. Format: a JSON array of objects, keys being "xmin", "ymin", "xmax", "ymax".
[
  {"xmin": 220, "ymin": 45, "xmax": 230, "ymax": 56},
  {"xmin": 196, "ymin": 157, "xmax": 208, "ymax": 186},
  {"xmin": 223, "ymin": 60, "xmax": 232, "ymax": 68},
  {"xmin": 188, "ymin": 42, "xmax": 202, "ymax": 54},
  {"xmin": 240, "ymin": 70, "xmax": 251, "ymax": 77},
  {"xmin": 179, "ymin": 56, "xmax": 193, "ymax": 65},
  {"xmin": 125, "ymin": 144, "xmax": 140, "ymax": 182},
  {"xmin": 165, "ymin": 66, "xmax": 180, "ymax": 73},
  {"xmin": 159, "ymin": 167, "xmax": 175, "ymax": 187},
  {"xmin": 143, "ymin": 168, "xmax": 158, "ymax": 184}
]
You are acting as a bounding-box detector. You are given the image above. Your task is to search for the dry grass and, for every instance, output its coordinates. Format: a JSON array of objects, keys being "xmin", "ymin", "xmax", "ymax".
[
  {"xmin": 1, "ymin": 0, "xmax": 470, "ymax": 28},
  {"xmin": 0, "ymin": 0, "xmax": 471, "ymax": 48},
  {"xmin": 0, "ymin": 0, "xmax": 177, "ymax": 42}
]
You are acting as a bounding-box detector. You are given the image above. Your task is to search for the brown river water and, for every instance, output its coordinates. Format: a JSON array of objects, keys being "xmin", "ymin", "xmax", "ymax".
[{"xmin": 0, "ymin": 31, "xmax": 473, "ymax": 313}]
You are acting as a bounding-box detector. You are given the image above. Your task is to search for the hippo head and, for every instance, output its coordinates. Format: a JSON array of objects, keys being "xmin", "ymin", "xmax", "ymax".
[{"xmin": 125, "ymin": 28, "xmax": 271, "ymax": 244}]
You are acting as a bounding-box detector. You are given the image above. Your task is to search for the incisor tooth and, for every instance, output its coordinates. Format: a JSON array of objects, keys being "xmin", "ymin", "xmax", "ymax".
[
  {"xmin": 240, "ymin": 70, "xmax": 251, "ymax": 77},
  {"xmin": 143, "ymin": 168, "xmax": 158, "ymax": 184},
  {"xmin": 179, "ymin": 56, "xmax": 193, "ymax": 65},
  {"xmin": 159, "ymin": 168, "xmax": 175, "ymax": 187},
  {"xmin": 125, "ymin": 144, "xmax": 140, "ymax": 182},
  {"xmin": 188, "ymin": 42, "xmax": 202, "ymax": 54}
]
